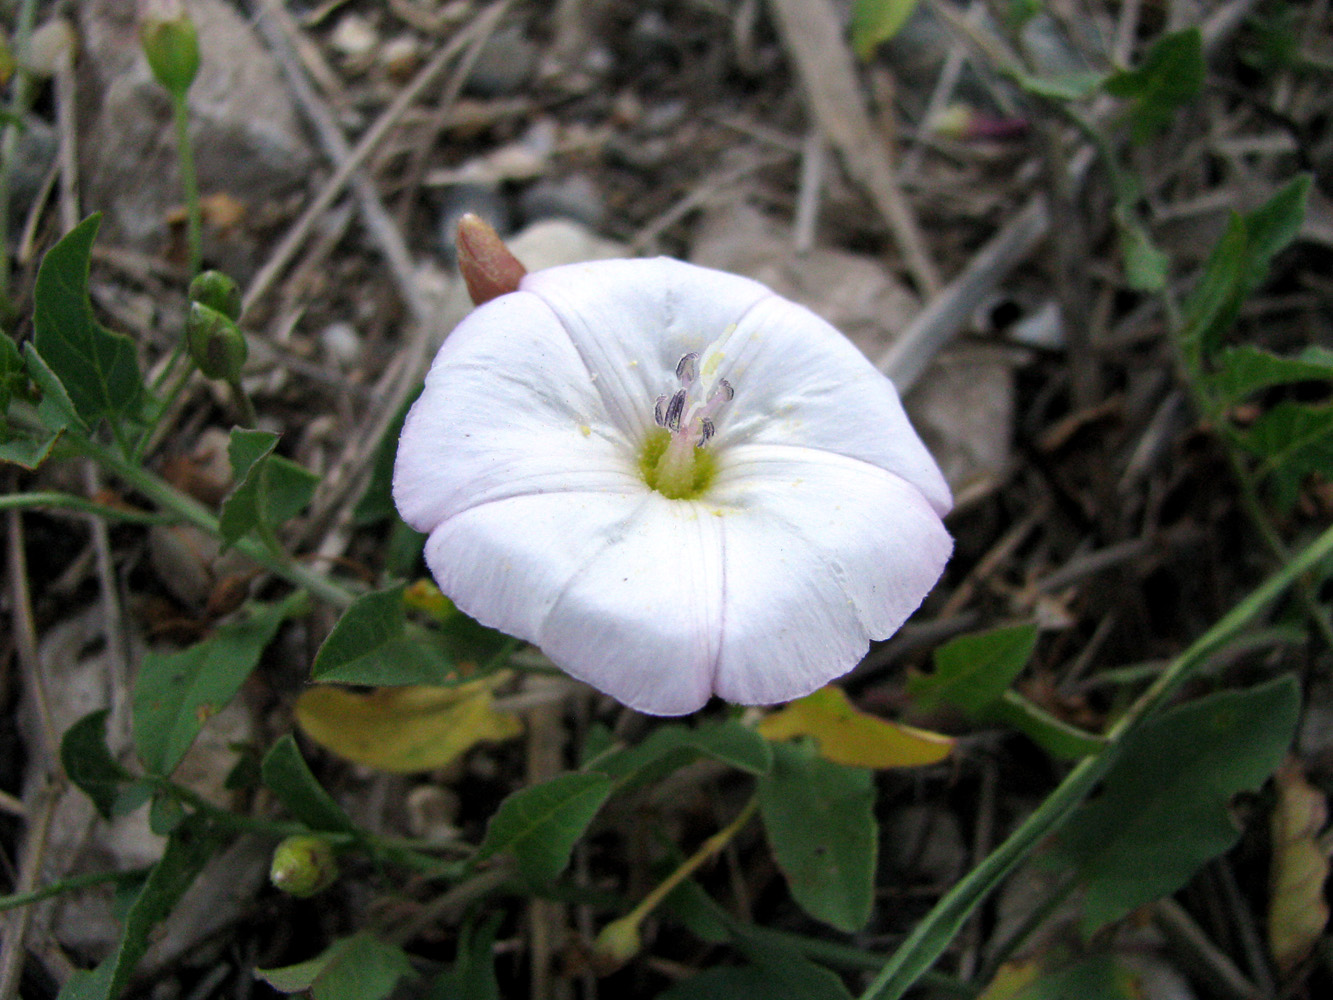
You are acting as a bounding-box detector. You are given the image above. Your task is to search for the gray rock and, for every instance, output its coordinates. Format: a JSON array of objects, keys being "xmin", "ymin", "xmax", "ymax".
[
  {"xmin": 76, "ymin": 0, "xmax": 314, "ymax": 274},
  {"xmin": 6, "ymin": 115, "xmax": 57, "ymax": 219},
  {"xmin": 464, "ymin": 25, "xmax": 538, "ymax": 98},
  {"xmin": 519, "ymin": 174, "xmax": 606, "ymax": 229}
]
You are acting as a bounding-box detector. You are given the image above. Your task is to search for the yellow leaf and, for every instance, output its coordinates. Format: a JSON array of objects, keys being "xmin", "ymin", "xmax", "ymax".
[
  {"xmin": 1268, "ymin": 757, "xmax": 1329, "ymax": 973},
  {"xmin": 295, "ymin": 677, "xmax": 522, "ymax": 774},
  {"xmin": 757, "ymin": 686, "xmax": 954, "ymax": 769}
]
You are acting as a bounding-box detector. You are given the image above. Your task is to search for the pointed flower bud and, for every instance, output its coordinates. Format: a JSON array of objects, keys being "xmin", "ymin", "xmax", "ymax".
[
  {"xmin": 189, "ymin": 269, "xmax": 242, "ymax": 322},
  {"xmin": 456, "ymin": 213, "xmax": 526, "ymax": 306},
  {"xmin": 138, "ymin": 0, "xmax": 200, "ymax": 96},
  {"xmin": 270, "ymin": 836, "xmax": 339, "ymax": 897},
  {"xmin": 186, "ymin": 301, "xmax": 247, "ymax": 380}
]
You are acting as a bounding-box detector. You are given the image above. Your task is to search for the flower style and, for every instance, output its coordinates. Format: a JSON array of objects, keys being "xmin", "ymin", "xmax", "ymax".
[{"xmin": 393, "ymin": 258, "xmax": 953, "ymax": 716}]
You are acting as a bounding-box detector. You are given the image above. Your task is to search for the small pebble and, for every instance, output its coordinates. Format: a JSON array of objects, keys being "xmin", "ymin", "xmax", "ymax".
[
  {"xmin": 318, "ymin": 321, "xmax": 362, "ymax": 367},
  {"xmin": 520, "ymin": 174, "xmax": 606, "ymax": 229},
  {"xmin": 464, "ymin": 25, "xmax": 538, "ymax": 97},
  {"xmin": 381, "ymin": 34, "xmax": 421, "ymax": 81}
]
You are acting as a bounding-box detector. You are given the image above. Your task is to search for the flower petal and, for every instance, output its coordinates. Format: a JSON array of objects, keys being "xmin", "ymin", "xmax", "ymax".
[
  {"xmin": 393, "ymin": 291, "xmax": 641, "ymax": 534},
  {"xmin": 520, "ymin": 258, "xmax": 774, "ymax": 443},
  {"xmin": 709, "ymin": 294, "xmax": 953, "ymax": 516},
  {"xmin": 708, "ymin": 444, "xmax": 952, "ymax": 706},
  {"xmin": 424, "ymin": 491, "xmax": 724, "ymax": 716}
]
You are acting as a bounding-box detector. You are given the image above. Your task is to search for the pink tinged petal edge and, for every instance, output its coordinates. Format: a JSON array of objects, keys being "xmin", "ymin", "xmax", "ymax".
[
  {"xmin": 392, "ymin": 291, "xmax": 641, "ymax": 535},
  {"xmin": 519, "ymin": 258, "xmax": 775, "ymax": 444},
  {"xmin": 424, "ymin": 492, "xmax": 723, "ymax": 716},
  {"xmin": 707, "ymin": 445, "xmax": 953, "ymax": 706},
  {"xmin": 705, "ymin": 293, "xmax": 953, "ymax": 516}
]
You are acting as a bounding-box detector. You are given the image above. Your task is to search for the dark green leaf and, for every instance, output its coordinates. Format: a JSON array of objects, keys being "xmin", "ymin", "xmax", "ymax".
[
  {"xmin": 1104, "ymin": 29, "xmax": 1204, "ymax": 142},
  {"xmin": 850, "ymin": 0, "xmax": 922, "ymax": 60},
  {"xmin": 148, "ymin": 793, "xmax": 186, "ymax": 836},
  {"xmin": 1238, "ymin": 401, "xmax": 1333, "ymax": 509},
  {"xmin": 256, "ymin": 932, "xmax": 415, "ymax": 1000},
  {"xmin": 758, "ymin": 742, "xmax": 876, "ymax": 933},
  {"xmin": 426, "ymin": 912, "xmax": 503, "ymax": 1000},
  {"xmin": 61, "ymin": 710, "xmax": 133, "ymax": 820},
  {"xmin": 732, "ymin": 927, "xmax": 855, "ymax": 1000},
  {"xmin": 134, "ymin": 594, "xmax": 305, "ymax": 775},
  {"xmin": 1208, "ymin": 344, "xmax": 1333, "ymax": 406},
  {"xmin": 0, "ymin": 426, "xmax": 60, "ymax": 469},
  {"xmin": 910, "ymin": 623, "xmax": 1038, "ymax": 714},
  {"xmin": 1181, "ymin": 176, "xmax": 1311, "ymax": 361},
  {"xmin": 0, "ymin": 330, "xmax": 22, "ymax": 413},
  {"xmin": 594, "ymin": 719, "xmax": 772, "ymax": 787},
  {"xmin": 311, "ymin": 585, "xmax": 453, "ymax": 686},
  {"xmin": 58, "ymin": 817, "xmax": 220, "ymax": 1000},
  {"xmin": 989, "ymin": 693, "xmax": 1108, "ymax": 760},
  {"xmin": 474, "ymin": 772, "xmax": 612, "ymax": 884},
  {"xmin": 354, "ymin": 391, "xmax": 417, "ymax": 525},
  {"xmin": 261, "ymin": 735, "xmax": 357, "ymax": 833},
  {"xmin": 1011, "ymin": 954, "xmax": 1127, "ymax": 1000},
  {"xmin": 1115, "ymin": 206, "xmax": 1170, "ymax": 291},
  {"xmin": 218, "ymin": 428, "xmax": 318, "ymax": 550},
  {"xmin": 1053, "ymin": 675, "xmax": 1301, "ymax": 934},
  {"xmin": 32, "ymin": 215, "xmax": 143, "ymax": 427},
  {"xmin": 24, "ymin": 342, "xmax": 85, "ymax": 433}
]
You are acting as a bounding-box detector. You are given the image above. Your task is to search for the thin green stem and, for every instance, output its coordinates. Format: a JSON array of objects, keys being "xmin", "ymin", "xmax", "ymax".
[
  {"xmin": 860, "ymin": 518, "xmax": 1333, "ymax": 1000},
  {"xmin": 72, "ymin": 434, "xmax": 355, "ymax": 608},
  {"xmin": 0, "ymin": 490, "xmax": 177, "ymax": 524},
  {"xmin": 171, "ymin": 92, "xmax": 202, "ymax": 277},
  {"xmin": 0, "ymin": 866, "xmax": 151, "ymax": 915},
  {"xmin": 228, "ymin": 377, "xmax": 257, "ymax": 429}
]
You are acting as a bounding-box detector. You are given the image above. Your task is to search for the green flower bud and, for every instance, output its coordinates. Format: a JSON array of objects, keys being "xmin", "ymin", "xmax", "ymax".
[
  {"xmin": 138, "ymin": 0, "xmax": 200, "ymax": 96},
  {"xmin": 189, "ymin": 269, "xmax": 242, "ymax": 322},
  {"xmin": 270, "ymin": 836, "xmax": 339, "ymax": 897},
  {"xmin": 186, "ymin": 301, "xmax": 247, "ymax": 381},
  {"xmin": 590, "ymin": 916, "xmax": 642, "ymax": 973}
]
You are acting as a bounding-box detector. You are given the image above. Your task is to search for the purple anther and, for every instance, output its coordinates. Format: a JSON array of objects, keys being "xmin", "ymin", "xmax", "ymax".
[
  {"xmin": 676, "ymin": 352, "xmax": 699, "ymax": 385},
  {"xmin": 664, "ymin": 389, "xmax": 687, "ymax": 431},
  {"xmin": 654, "ymin": 394, "xmax": 670, "ymax": 427},
  {"xmin": 698, "ymin": 418, "xmax": 715, "ymax": 446}
]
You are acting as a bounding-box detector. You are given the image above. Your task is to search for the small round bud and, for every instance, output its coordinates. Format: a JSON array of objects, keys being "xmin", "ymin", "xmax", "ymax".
[
  {"xmin": 139, "ymin": 0, "xmax": 200, "ymax": 95},
  {"xmin": 189, "ymin": 269, "xmax": 242, "ymax": 321},
  {"xmin": 270, "ymin": 836, "xmax": 339, "ymax": 897},
  {"xmin": 186, "ymin": 301, "xmax": 247, "ymax": 381},
  {"xmin": 590, "ymin": 916, "xmax": 641, "ymax": 973}
]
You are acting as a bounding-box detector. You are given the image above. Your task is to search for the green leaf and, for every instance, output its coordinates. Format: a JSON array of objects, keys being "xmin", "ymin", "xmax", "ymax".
[
  {"xmin": 24, "ymin": 342, "xmax": 85, "ymax": 433},
  {"xmin": 58, "ymin": 817, "xmax": 220, "ymax": 1000},
  {"xmin": 910, "ymin": 624, "xmax": 1038, "ymax": 714},
  {"xmin": 1010, "ymin": 954, "xmax": 1131, "ymax": 1000},
  {"xmin": 594, "ymin": 719, "xmax": 772, "ymax": 786},
  {"xmin": 1181, "ymin": 176, "xmax": 1311, "ymax": 362},
  {"xmin": 311, "ymin": 585, "xmax": 453, "ymax": 686},
  {"xmin": 1104, "ymin": 29, "xmax": 1204, "ymax": 142},
  {"xmin": 256, "ymin": 932, "xmax": 415, "ymax": 1000},
  {"xmin": 133, "ymin": 594, "xmax": 305, "ymax": 775},
  {"xmin": 1208, "ymin": 344, "xmax": 1333, "ymax": 407},
  {"xmin": 474, "ymin": 772, "xmax": 612, "ymax": 884},
  {"xmin": 732, "ymin": 927, "xmax": 855, "ymax": 1000},
  {"xmin": 61, "ymin": 710, "xmax": 134, "ymax": 820},
  {"xmin": 32, "ymin": 215, "xmax": 143, "ymax": 428},
  {"xmin": 0, "ymin": 329, "xmax": 23, "ymax": 413},
  {"xmin": 989, "ymin": 692, "xmax": 1108, "ymax": 760},
  {"xmin": 758, "ymin": 742, "xmax": 876, "ymax": 933},
  {"xmin": 1014, "ymin": 69, "xmax": 1107, "ymax": 102},
  {"xmin": 218, "ymin": 428, "xmax": 319, "ymax": 550},
  {"xmin": 0, "ymin": 426, "xmax": 60, "ymax": 469},
  {"xmin": 850, "ymin": 0, "xmax": 922, "ymax": 60},
  {"xmin": 1115, "ymin": 205, "xmax": 1170, "ymax": 292},
  {"xmin": 260, "ymin": 734, "xmax": 357, "ymax": 833},
  {"xmin": 1238, "ymin": 401, "xmax": 1333, "ymax": 508},
  {"xmin": 426, "ymin": 912, "xmax": 503, "ymax": 1000},
  {"xmin": 1053, "ymin": 675, "xmax": 1301, "ymax": 934}
]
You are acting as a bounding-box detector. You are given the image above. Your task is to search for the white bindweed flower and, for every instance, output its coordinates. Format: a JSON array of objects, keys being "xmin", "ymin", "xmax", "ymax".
[{"xmin": 393, "ymin": 258, "xmax": 953, "ymax": 716}]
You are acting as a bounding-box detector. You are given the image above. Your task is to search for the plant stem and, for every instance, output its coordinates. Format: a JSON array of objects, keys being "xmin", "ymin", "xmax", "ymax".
[
  {"xmin": 0, "ymin": 866, "xmax": 152, "ymax": 915},
  {"xmin": 0, "ymin": 0, "xmax": 40, "ymax": 311},
  {"xmin": 72, "ymin": 434, "xmax": 355, "ymax": 608},
  {"xmin": 0, "ymin": 490, "xmax": 176, "ymax": 524},
  {"xmin": 172, "ymin": 92, "xmax": 202, "ymax": 277},
  {"xmin": 860, "ymin": 517, "xmax": 1333, "ymax": 1000}
]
